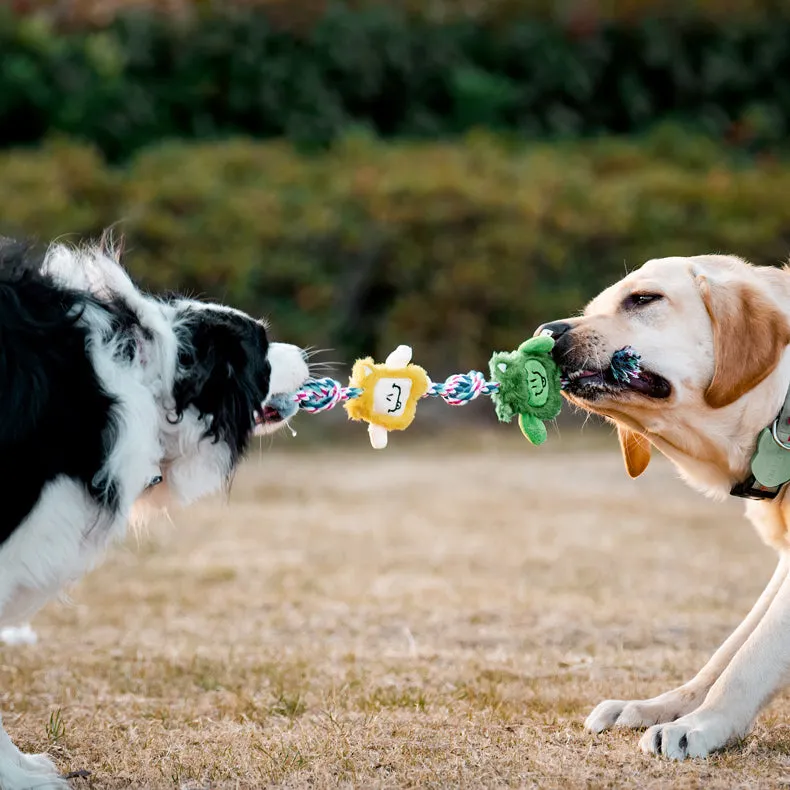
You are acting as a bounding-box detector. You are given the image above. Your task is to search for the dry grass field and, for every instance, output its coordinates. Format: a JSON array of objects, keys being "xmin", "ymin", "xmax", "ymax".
[{"xmin": 3, "ymin": 429, "xmax": 790, "ymax": 789}]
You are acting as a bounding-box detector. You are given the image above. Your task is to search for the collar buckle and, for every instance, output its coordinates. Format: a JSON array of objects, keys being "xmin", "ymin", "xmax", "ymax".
[{"xmin": 730, "ymin": 475, "xmax": 782, "ymax": 500}]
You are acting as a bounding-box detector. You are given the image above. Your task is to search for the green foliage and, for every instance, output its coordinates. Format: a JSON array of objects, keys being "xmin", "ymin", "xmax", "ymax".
[
  {"xmin": 5, "ymin": 6, "xmax": 790, "ymax": 158},
  {"xmin": 16, "ymin": 0, "xmax": 790, "ymax": 30},
  {"xmin": 46, "ymin": 708, "xmax": 66, "ymax": 745},
  {"xmin": 3, "ymin": 131, "xmax": 790, "ymax": 372}
]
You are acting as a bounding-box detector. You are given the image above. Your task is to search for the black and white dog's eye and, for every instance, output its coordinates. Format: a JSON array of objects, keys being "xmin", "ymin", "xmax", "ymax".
[{"xmin": 625, "ymin": 293, "xmax": 663, "ymax": 309}]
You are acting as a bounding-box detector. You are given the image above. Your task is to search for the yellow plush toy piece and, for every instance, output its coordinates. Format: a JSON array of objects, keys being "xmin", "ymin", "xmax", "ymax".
[{"xmin": 345, "ymin": 345, "xmax": 431, "ymax": 449}]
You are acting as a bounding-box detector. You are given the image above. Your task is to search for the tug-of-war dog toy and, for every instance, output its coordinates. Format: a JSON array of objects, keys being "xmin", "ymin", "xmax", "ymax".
[{"xmin": 256, "ymin": 339, "xmax": 642, "ymax": 449}]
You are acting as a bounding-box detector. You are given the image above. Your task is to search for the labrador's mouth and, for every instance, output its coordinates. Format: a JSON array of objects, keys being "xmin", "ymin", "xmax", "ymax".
[{"xmin": 561, "ymin": 348, "xmax": 671, "ymax": 401}]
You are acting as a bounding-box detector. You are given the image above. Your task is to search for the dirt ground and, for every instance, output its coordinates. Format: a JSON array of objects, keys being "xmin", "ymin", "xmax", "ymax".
[{"xmin": 3, "ymin": 429, "xmax": 790, "ymax": 789}]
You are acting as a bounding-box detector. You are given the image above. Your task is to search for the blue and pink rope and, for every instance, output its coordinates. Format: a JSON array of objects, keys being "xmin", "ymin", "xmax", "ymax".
[
  {"xmin": 291, "ymin": 347, "xmax": 641, "ymax": 414},
  {"xmin": 294, "ymin": 371, "xmax": 500, "ymax": 414}
]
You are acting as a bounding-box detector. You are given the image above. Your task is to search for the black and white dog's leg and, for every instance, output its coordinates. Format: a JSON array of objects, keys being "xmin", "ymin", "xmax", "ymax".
[
  {"xmin": 0, "ymin": 478, "xmax": 131, "ymax": 789},
  {"xmin": 0, "ymin": 713, "xmax": 68, "ymax": 790},
  {"xmin": 0, "ymin": 624, "xmax": 37, "ymax": 646}
]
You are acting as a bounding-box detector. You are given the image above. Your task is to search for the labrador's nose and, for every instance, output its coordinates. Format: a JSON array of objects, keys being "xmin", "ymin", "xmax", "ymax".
[{"xmin": 533, "ymin": 321, "xmax": 572, "ymax": 339}]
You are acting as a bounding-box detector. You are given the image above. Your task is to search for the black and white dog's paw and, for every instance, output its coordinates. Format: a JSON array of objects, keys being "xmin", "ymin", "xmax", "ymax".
[{"xmin": 0, "ymin": 624, "xmax": 38, "ymax": 646}]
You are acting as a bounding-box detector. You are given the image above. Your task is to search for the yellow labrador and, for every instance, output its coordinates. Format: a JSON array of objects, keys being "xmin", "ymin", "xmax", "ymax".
[{"xmin": 536, "ymin": 254, "xmax": 790, "ymax": 760}]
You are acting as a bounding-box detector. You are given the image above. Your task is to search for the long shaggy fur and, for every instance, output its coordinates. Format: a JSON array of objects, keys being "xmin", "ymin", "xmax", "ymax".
[{"xmin": 0, "ymin": 237, "xmax": 308, "ymax": 789}]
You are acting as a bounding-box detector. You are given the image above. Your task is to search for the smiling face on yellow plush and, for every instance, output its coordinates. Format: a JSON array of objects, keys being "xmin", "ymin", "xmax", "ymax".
[
  {"xmin": 345, "ymin": 358, "xmax": 431, "ymax": 432},
  {"xmin": 373, "ymin": 376, "xmax": 413, "ymax": 417}
]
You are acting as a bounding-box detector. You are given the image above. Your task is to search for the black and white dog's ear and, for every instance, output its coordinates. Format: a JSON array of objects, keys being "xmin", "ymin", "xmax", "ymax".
[
  {"xmin": 171, "ymin": 310, "xmax": 268, "ymax": 457},
  {"xmin": 173, "ymin": 320, "xmax": 232, "ymax": 413}
]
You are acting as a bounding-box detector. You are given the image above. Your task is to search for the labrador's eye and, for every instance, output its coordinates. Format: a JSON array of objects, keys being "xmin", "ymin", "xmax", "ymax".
[{"xmin": 624, "ymin": 293, "xmax": 663, "ymax": 309}]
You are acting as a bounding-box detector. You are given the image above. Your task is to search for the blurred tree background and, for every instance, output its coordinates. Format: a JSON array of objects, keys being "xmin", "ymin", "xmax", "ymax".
[{"xmin": 3, "ymin": 0, "xmax": 790, "ymax": 373}]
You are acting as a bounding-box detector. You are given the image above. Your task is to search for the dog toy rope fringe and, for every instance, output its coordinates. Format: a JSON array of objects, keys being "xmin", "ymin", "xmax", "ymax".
[{"xmin": 263, "ymin": 342, "xmax": 642, "ymax": 449}]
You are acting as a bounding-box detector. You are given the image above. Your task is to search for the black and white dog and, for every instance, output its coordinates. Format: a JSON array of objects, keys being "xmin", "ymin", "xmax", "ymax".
[{"xmin": 0, "ymin": 237, "xmax": 309, "ymax": 789}]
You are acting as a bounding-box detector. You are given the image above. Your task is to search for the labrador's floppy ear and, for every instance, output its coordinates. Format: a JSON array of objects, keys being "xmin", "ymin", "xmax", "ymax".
[
  {"xmin": 697, "ymin": 275, "xmax": 790, "ymax": 409},
  {"xmin": 617, "ymin": 424, "xmax": 651, "ymax": 478}
]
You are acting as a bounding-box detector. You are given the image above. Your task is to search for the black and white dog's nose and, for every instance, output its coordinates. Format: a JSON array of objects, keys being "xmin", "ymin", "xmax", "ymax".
[{"xmin": 534, "ymin": 321, "xmax": 572, "ymax": 339}]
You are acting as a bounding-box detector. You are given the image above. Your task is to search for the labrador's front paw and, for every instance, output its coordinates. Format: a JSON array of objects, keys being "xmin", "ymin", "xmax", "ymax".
[{"xmin": 640, "ymin": 710, "xmax": 739, "ymax": 760}]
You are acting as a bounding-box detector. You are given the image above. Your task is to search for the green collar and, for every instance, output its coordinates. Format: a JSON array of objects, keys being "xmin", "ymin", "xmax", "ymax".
[{"xmin": 731, "ymin": 389, "xmax": 790, "ymax": 500}]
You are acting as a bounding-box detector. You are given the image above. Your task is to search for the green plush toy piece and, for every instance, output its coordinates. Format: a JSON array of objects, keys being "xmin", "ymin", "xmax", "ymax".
[{"xmin": 488, "ymin": 336, "xmax": 563, "ymax": 445}]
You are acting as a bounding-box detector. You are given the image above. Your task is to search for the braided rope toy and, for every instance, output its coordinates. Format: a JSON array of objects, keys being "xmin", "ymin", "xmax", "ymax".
[
  {"xmin": 294, "ymin": 371, "xmax": 498, "ymax": 413},
  {"xmin": 256, "ymin": 341, "xmax": 642, "ymax": 449}
]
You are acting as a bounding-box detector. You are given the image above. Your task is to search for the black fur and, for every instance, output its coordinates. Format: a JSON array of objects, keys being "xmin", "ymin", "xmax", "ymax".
[
  {"xmin": 172, "ymin": 308, "xmax": 271, "ymax": 467},
  {"xmin": 0, "ymin": 238, "xmax": 275, "ymax": 547},
  {"xmin": 103, "ymin": 296, "xmax": 149, "ymax": 363},
  {"xmin": 0, "ymin": 241, "xmax": 122, "ymax": 544}
]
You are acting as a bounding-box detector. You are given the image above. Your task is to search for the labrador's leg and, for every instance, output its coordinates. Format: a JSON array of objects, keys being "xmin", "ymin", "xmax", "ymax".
[
  {"xmin": 641, "ymin": 553, "xmax": 790, "ymax": 758},
  {"xmin": 586, "ymin": 556, "xmax": 788, "ymax": 732}
]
